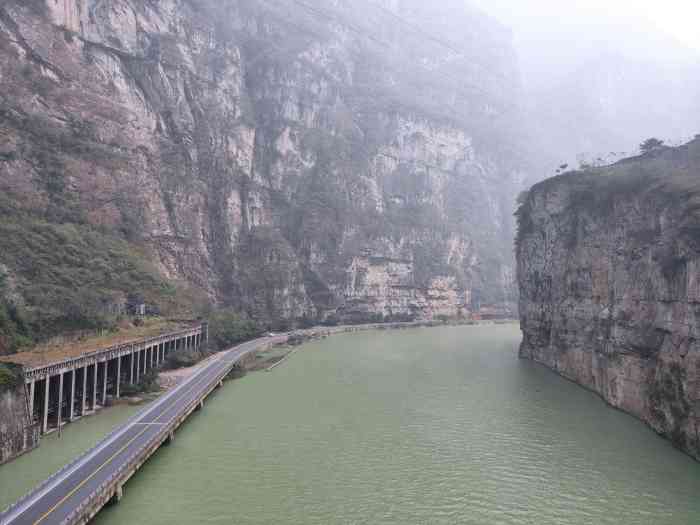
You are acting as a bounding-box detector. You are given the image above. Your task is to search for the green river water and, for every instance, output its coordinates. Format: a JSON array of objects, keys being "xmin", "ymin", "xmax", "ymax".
[{"xmin": 2, "ymin": 325, "xmax": 700, "ymax": 524}]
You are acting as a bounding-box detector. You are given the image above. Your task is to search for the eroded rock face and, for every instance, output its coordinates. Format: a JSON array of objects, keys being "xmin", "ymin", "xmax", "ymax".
[
  {"xmin": 0, "ymin": 0, "xmax": 522, "ymax": 323},
  {"xmin": 517, "ymin": 139, "xmax": 700, "ymax": 459}
]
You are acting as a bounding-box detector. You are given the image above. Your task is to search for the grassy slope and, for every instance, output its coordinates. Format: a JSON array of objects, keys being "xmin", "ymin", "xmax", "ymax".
[{"xmin": 0, "ymin": 193, "xmax": 199, "ymax": 356}]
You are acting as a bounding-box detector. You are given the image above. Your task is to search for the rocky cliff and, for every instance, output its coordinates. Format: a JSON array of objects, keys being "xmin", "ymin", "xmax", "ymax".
[
  {"xmin": 517, "ymin": 138, "xmax": 700, "ymax": 458},
  {"xmin": 0, "ymin": 0, "xmax": 522, "ymax": 347},
  {"xmin": 0, "ymin": 365, "xmax": 38, "ymax": 463}
]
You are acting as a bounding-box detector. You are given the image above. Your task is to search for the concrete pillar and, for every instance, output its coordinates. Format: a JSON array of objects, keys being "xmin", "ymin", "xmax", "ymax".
[
  {"xmin": 42, "ymin": 375, "xmax": 50, "ymax": 434},
  {"xmin": 57, "ymin": 372, "xmax": 64, "ymax": 428},
  {"xmin": 115, "ymin": 356, "xmax": 121, "ymax": 399},
  {"xmin": 130, "ymin": 350, "xmax": 135, "ymax": 384},
  {"xmin": 135, "ymin": 350, "xmax": 141, "ymax": 383},
  {"xmin": 151, "ymin": 345, "xmax": 156, "ymax": 367},
  {"xmin": 69, "ymin": 369, "xmax": 76, "ymax": 421},
  {"xmin": 102, "ymin": 360, "xmax": 108, "ymax": 404},
  {"xmin": 81, "ymin": 366, "xmax": 87, "ymax": 415},
  {"xmin": 113, "ymin": 485, "xmax": 123, "ymax": 504},
  {"xmin": 92, "ymin": 363, "xmax": 98, "ymax": 409},
  {"xmin": 28, "ymin": 380, "xmax": 35, "ymax": 423}
]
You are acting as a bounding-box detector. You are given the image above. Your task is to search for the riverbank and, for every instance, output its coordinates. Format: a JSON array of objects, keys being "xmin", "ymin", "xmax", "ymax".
[{"xmin": 249, "ymin": 319, "xmax": 519, "ymax": 371}]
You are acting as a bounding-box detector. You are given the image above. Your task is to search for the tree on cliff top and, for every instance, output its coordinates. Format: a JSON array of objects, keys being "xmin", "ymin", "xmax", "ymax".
[{"xmin": 640, "ymin": 138, "xmax": 665, "ymax": 154}]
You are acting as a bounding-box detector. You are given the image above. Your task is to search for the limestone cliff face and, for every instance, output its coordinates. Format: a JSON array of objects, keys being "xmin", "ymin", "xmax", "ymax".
[
  {"xmin": 0, "ymin": 0, "xmax": 522, "ymax": 325},
  {"xmin": 517, "ymin": 139, "xmax": 700, "ymax": 458}
]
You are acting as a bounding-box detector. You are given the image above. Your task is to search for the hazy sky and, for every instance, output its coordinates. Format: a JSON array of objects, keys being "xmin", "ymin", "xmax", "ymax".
[
  {"xmin": 471, "ymin": 0, "xmax": 700, "ymax": 53},
  {"xmin": 470, "ymin": 0, "xmax": 700, "ymax": 89},
  {"xmin": 471, "ymin": 0, "xmax": 700, "ymax": 51}
]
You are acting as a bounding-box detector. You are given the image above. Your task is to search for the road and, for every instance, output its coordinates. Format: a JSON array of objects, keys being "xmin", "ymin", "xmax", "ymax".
[{"xmin": 0, "ymin": 336, "xmax": 284, "ymax": 525}]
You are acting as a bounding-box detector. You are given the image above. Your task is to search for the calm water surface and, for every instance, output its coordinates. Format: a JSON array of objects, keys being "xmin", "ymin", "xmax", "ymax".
[{"xmin": 3, "ymin": 325, "xmax": 700, "ymax": 524}]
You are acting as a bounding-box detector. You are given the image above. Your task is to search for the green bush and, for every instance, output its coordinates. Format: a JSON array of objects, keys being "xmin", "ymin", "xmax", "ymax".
[
  {"xmin": 208, "ymin": 309, "xmax": 262, "ymax": 351},
  {"xmin": 119, "ymin": 368, "xmax": 160, "ymax": 396},
  {"xmin": 164, "ymin": 350, "xmax": 205, "ymax": 370},
  {"xmin": 0, "ymin": 363, "xmax": 23, "ymax": 393}
]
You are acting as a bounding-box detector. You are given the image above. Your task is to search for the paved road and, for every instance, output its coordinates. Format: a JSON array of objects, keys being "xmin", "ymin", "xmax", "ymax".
[{"xmin": 1, "ymin": 336, "xmax": 283, "ymax": 525}]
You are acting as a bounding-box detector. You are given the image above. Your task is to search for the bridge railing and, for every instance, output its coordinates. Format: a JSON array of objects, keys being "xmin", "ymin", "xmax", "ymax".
[
  {"xmin": 59, "ymin": 358, "xmax": 233, "ymax": 525},
  {"xmin": 24, "ymin": 324, "xmax": 205, "ymax": 379}
]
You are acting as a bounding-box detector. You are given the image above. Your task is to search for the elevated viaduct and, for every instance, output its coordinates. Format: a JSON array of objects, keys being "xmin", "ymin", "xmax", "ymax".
[{"xmin": 0, "ymin": 323, "xmax": 208, "ymax": 464}]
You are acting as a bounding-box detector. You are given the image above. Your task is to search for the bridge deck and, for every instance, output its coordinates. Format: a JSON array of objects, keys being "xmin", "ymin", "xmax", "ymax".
[{"xmin": 1, "ymin": 336, "xmax": 283, "ymax": 525}]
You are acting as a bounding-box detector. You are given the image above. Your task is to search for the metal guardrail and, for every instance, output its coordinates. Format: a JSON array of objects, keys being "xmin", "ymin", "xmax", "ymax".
[{"xmin": 58, "ymin": 361, "xmax": 233, "ymax": 525}]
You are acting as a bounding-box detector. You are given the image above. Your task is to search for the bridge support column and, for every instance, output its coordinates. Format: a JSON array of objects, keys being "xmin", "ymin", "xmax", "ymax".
[
  {"xmin": 57, "ymin": 372, "xmax": 64, "ymax": 429},
  {"xmin": 102, "ymin": 360, "xmax": 108, "ymax": 405},
  {"xmin": 111, "ymin": 485, "xmax": 123, "ymax": 504},
  {"xmin": 28, "ymin": 380, "xmax": 35, "ymax": 423},
  {"xmin": 152, "ymin": 346, "xmax": 156, "ymax": 367},
  {"xmin": 69, "ymin": 369, "xmax": 76, "ymax": 421},
  {"xmin": 92, "ymin": 363, "xmax": 98, "ymax": 410},
  {"xmin": 81, "ymin": 366, "xmax": 87, "ymax": 415},
  {"xmin": 135, "ymin": 351, "xmax": 140, "ymax": 383},
  {"xmin": 130, "ymin": 351, "xmax": 135, "ymax": 384},
  {"xmin": 42, "ymin": 375, "xmax": 50, "ymax": 434},
  {"xmin": 115, "ymin": 356, "xmax": 121, "ymax": 399}
]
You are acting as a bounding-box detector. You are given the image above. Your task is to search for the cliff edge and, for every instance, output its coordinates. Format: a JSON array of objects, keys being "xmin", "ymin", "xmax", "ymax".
[{"xmin": 517, "ymin": 138, "xmax": 700, "ymax": 458}]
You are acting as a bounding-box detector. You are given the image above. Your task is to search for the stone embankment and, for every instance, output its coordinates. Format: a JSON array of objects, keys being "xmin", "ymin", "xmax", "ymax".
[{"xmin": 517, "ymin": 139, "xmax": 700, "ymax": 459}]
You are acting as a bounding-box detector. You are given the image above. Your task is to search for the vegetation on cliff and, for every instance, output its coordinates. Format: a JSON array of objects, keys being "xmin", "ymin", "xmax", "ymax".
[
  {"xmin": 0, "ymin": 192, "xmax": 205, "ymax": 355},
  {"xmin": 0, "ymin": 363, "xmax": 22, "ymax": 393}
]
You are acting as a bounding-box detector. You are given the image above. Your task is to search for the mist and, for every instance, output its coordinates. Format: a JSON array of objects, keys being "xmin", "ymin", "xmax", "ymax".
[{"xmin": 470, "ymin": 0, "xmax": 700, "ymax": 175}]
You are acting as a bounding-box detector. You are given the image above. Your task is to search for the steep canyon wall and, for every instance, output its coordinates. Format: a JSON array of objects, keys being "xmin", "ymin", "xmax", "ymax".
[
  {"xmin": 0, "ymin": 0, "xmax": 523, "ymax": 343},
  {"xmin": 517, "ymin": 139, "xmax": 700, "ymax": 458}
]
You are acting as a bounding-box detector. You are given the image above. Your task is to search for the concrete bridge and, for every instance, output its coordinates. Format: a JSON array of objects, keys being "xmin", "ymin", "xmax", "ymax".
[
  {"xmin": 0, "ymin": 334, "xmax": 284, "ymax": 525},
  {"xmin": 22, "ymin": 324, "xmax": 208, "ymax": 437}
]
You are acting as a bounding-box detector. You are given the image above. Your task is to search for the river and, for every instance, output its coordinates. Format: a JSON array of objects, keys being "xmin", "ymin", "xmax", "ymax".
[{"xmin": 2, "ymin": 325, "xmax": 700, "ymax": 524}]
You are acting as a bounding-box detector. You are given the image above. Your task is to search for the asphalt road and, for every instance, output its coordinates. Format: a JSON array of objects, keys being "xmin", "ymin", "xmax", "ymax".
[{"xmin": 1, "ymin": 336, "xmax": 283, "ymax": 525}]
